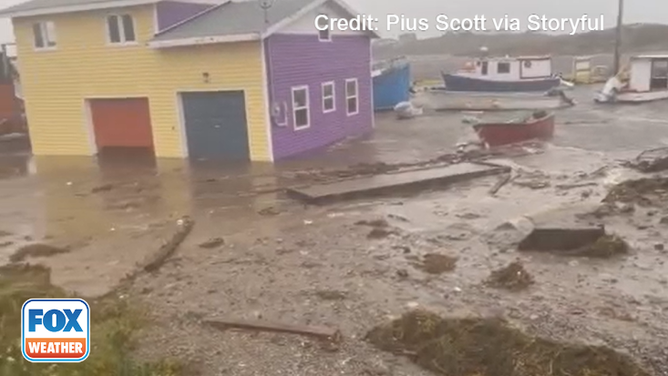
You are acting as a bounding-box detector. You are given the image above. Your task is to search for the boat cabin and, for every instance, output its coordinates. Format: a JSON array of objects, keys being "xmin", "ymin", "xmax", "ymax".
[
  {"xmin": 628, "ymin": 55, "xmax": 668, "ymax": 92},
  {"xmin": 457, "ymin": 56, "xmax": 553, "ymax": 81}
]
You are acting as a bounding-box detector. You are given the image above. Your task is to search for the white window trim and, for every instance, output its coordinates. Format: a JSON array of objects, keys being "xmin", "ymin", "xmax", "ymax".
[
  {"xmin": 33, "ymin": 21, "xmax": 57, "ymax": 51},
  {"xmin": 106, "ymin": 14, "xmax": 138, "ymax": 46},
  {"xmin": 321, "ymin": 81, "xmax": 335, "ymax": 113},
  {"xmin": 345, "ymin": 78, "xmax": 359, "ymax": 116},
  {"xmin": 291, "ymin": 85, "xmax": 310, "ymax": 130}
]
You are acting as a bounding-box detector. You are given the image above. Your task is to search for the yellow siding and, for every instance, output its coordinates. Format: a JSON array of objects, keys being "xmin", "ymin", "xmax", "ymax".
[{"xmin": 13, "ymin": 5, "xmax": 271, "ymax": 161}]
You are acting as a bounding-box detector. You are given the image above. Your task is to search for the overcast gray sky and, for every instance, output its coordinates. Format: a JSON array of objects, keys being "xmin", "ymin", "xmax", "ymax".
[{"xmin": 0, "ymin": 0, "xmax": 665, "ymax": 42}]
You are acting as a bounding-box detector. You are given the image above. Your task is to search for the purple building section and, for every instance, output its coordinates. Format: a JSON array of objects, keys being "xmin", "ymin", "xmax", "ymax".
[
  {"xmin": 265, "ymin": 33, "xmax": 373, "ymax": 160},
  {"xmin": 156, "ymin": 1, "xmax": 213, "ymax": 32}
]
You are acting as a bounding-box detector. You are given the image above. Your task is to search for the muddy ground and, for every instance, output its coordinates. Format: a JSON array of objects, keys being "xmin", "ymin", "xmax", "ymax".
[{"xmin": 2, "ymin": 86, "xmax": 668, "ymax": 375}]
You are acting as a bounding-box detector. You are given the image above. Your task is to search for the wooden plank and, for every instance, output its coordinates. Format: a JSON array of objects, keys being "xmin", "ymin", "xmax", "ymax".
[
  {"xmin": 287, "ymin": 162, "xmax": 510, "ymax": 205},
  {"xmin": 204, "ymin": 319, "xmax": 342, "ymax": 342}
]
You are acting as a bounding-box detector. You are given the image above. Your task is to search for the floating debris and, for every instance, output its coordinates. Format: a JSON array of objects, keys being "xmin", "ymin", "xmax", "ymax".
[
  {"xmin": 315, "ymin": 290, "xmax": 347, "ymax": 301},
  {"xmin": 413, "ymin": 253, "xmax": 457, "ymax": 274},
  {"xmin": 485, "ymin": 260, "xmax": 534, "ymax": 291},
  {"xmin": 355, "ymin": 219, "xmax": 390, "ymax": 228},
  {"xmin": 199, "ymin": 237, "xmax": 225, "ymax": 249},
  {"xmin": 9, "ymin": 244, "xmax": 70, "ymax": 263},
  {"xmin": 366, "ymin": 309, "xmax": 650, "ymax": 376}
]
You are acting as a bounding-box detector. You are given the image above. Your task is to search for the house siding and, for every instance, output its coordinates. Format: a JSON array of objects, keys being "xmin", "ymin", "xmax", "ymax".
[
  {"xmin": 13, "ymin": 5, "xmax": 271, "ymax": 160},
  {"xmin": 265, "ymin": 33, "xmax": 372, "ymax": 160},
  {"xmin": 156, "ymin": 1, "xmax": 213, "ymax": 32}
]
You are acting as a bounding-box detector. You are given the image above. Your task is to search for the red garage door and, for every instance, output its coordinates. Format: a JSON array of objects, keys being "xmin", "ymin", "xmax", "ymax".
[{"xmin": 90, "ymin": 98, "xmax": 153, "ymax": 149}]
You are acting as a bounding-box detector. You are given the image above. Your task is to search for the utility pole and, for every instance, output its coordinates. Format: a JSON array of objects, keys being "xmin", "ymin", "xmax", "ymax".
[{"xmin": 613, "ymin": 0, "xmax": 624, "ymax": 75}]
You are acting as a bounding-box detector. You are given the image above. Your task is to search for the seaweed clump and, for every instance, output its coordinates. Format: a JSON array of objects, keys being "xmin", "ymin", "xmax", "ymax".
[
  {"xmin": 413, "ymin": 253, "xmax": 458, "ymax": 274},
  {"xmin": 578, "ymin": 235, "xmax": 629, "ymax": 258},
  {"xmin": 603, "ymin": 177, "xmax": 668, "ymax": 206},
  {"xmin": 366, "ymin": 309, "xmax": 650, "ymax": 376},
  {"xmin": 485, "ymin": 260, "xmax": 534, "ymax": 291}
]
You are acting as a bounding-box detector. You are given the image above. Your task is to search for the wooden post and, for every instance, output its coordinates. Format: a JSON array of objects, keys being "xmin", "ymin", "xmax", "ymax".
[{"xmin": 613, "ymin": 0, "xmax": 624, "ymax": 75}]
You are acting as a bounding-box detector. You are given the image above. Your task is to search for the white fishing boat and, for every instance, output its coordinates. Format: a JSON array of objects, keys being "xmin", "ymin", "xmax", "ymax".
[
  {"xmin": 595, "ymin": 54, "xmax": 668, "ymax": 104},
  {"xmin": 441, "ymin": 55, "xmax": 572, "ymax": 92},
  {"xmin": 411, "ymin": 87, "xmax": 575, "ymax": 112}
]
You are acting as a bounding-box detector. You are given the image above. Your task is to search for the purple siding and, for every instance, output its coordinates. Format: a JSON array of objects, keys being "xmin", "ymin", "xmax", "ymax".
[
  {"xmin": 265, "ymin": 33, "xmax": 373, "ymax": 160},
  {"xmin": 156, "ymin": 1, "xmax": 213, "ymax": 32}
]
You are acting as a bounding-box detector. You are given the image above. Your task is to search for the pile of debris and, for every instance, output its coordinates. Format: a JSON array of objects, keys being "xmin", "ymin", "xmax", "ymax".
[
  {"xmin": 366, "ymin": 310, "xmax": 651, "ymax": 376},
  {"xmin": 624, "ymin": 147, "xmax": 668, "ymax": 173},
  {"xmin": 485, "ymin": 260, "xmax": 534, "ymax": 291},
  {"xmin": 603, "ymin": 176, "xmax": 668, "ymax": 207}
]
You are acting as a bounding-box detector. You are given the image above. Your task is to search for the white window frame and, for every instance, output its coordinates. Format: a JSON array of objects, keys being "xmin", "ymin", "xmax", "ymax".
[
  {"xmin": 345, "ymin": 78, "xmax": 359, "ymax": 116},
  {"xmin": 291, "ymin": 85, "xmax": 310, "ymax": 130},
  {"xmin": 106, "ymin": 14, "xmax": 137, "ymax": 45},
  {"xmin": 33, "ymin": 21, "xmax": 57, "ymax": 50},
  {"xmin": 321, "ymin": 81, "xmax": 335, "ymax": 113},
  {"xmin": 317, "ymin": 14, "xmax": 331, "ymax": 41}
]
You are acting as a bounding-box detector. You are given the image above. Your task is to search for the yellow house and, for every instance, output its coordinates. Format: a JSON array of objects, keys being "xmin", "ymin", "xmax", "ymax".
[{"xmin": 0, "ymin": 0, "xmax": 378, "ymax": 162}]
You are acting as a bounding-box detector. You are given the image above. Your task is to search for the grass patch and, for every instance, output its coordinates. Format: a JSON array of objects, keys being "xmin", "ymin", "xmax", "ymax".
[
  {"xmin": 366, "ymin": 309, "xmax": 650, "ymax": 376},
  {"xmin": 0, "ymin": 264, "xmax": 183, "ymax": 376}
]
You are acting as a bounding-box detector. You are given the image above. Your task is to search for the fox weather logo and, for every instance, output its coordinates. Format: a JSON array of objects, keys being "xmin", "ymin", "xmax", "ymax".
[{"xmin": 21, "ymin": 298, "xmax": 90, "ymax": 363}]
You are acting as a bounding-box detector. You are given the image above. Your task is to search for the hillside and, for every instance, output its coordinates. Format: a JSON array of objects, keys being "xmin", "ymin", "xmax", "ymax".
[{"xmin": 373, "ymin": 24, "xmax": 668, "ymax": 60}]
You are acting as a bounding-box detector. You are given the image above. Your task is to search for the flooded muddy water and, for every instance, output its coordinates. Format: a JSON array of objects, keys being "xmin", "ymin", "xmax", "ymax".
[{"xmin": 2, "ymin": 85, "xmax": 668, "ymax": 375}]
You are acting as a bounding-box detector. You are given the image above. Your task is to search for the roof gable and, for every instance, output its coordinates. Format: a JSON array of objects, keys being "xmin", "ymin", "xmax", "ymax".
[
  {"xmin": 0, "ymin": 0, "xmax": 219, "ymax": 18},
  {"xmin": 149, "ymin": 0, "xmax": 379, "ymax": 48}
]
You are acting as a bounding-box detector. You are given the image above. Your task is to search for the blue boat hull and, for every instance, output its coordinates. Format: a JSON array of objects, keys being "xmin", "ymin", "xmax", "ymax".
[
  {"xmin": 442, "ymin": 73, "xmax": 561, "ymax": 92},
  {"xmin": 373, "ymin": 63, "xmax": 410, "ymax": 111}
]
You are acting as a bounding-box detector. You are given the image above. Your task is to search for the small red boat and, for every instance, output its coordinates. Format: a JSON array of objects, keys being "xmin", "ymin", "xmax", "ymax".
[{"xmin": 472, "ymin": 111, "xmax": 555, "ymax": 147}]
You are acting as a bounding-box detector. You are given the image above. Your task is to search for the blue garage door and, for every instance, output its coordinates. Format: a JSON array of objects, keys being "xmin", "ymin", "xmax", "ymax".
[{"xmin": 181, "ymin": 90, "xmax": 250, "ymax": 160}]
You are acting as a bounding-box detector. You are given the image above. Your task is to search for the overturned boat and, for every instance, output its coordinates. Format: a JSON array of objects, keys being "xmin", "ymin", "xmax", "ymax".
[
  {"xmin": 473, "ymin": 111, "xmax": 555, "ymax": 147},
  {"xmin": 411, "ymin": 87, "xmax": 574, "ymax": 112},
  {"xmin": 595, "ymin": 55, "xmax": 668, "ymax": 104},
  {"xmin": 442, "ymin": 56, "xmax": 568, "ymax": 92}
]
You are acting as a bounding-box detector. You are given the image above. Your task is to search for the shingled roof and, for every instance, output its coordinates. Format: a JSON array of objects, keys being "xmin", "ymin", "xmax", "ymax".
[
  {"xmin": 152, "ymin": 0, "xmax": 311, "ymax": 42},
  {"xmin": 150, "ymin": 0, "xmax": 379, "ymax": 47},
  {"xmin": 0, "ymin": 0, "xmax": 162, "ymax": 17}
]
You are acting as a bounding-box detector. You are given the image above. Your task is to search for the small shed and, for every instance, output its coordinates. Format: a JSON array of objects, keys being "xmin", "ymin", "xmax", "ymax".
[{"xmin": 629, "ymin": 55, "xmax": 668, "ymax": 92}]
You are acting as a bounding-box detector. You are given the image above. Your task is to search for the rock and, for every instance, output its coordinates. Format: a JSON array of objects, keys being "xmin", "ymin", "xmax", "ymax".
[
  {"xmin": 660, "ymin": 216, "xmax": 668, "ymax": 225},
  {"xmin": 518, "ymin": 226, "xmax": 606, "ymax": 252},
  {"xmin": 655, "ymin": 244, "xmax": 665, "ymax": 251}
]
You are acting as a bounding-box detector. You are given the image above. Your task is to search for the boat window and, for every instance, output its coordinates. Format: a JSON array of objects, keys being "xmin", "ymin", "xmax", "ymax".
[
  {"xmin": 523, "ymin": 60, "xmax": 532, "ymax": 68},
  {"xmin": 481, "ymin": 61, "xmax": 488, "ymax": 75},
  {"xmin": 497, "ymin": 62, "xmax": 511, "ymax": 74}
]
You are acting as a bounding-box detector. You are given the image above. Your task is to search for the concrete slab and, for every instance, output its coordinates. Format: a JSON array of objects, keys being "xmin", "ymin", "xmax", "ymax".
[{"xmin": 287, "ymin": 162, "xmax": 510, "ymax": 205}]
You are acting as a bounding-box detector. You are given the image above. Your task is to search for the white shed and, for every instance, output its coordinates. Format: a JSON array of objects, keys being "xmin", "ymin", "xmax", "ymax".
[{"xmin": 629, "ymin": 55, "xmax": 668, "ymax": 92}]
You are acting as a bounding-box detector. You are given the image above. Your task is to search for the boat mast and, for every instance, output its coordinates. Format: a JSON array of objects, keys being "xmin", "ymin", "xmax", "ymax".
[{"xmin": 613, "ymin": 0, "xmax": 624, "ymax": 75}]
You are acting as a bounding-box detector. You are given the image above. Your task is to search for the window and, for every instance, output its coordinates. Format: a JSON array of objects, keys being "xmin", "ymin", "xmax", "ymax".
[
  {"xmin": 321, "ymin": 82, "xmax": 335, "ymax": 113},
  {"xmin": 497, "ymin": 62, "xmax": 510, "ymax": 74},
  {"xmin": 345, "ymin": 78, "xmax": 358, "ymax": 116},
  {"xmin": 32, "ymin": 21, "xmax": 56, "ymax": 49},
  {"xmin": 107, "ymin": 14, "xmax": 136, "ymax": 44},
  {"xmin": 317, "ymin": 14, "xmax": 330, "ymax": 41},
  {"xmin": 291, "ymin": 86, "xmax": 310, "ymax": 130}
]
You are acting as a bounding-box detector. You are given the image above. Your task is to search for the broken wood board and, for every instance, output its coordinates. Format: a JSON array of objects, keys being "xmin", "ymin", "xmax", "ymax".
[
  {"xmin": 204, "ymin": 319, "xmax": 342, "ymax": 342},
  {"xmin": 287, "ymin": 162, "xmax": 510, "ymax": 204}
]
